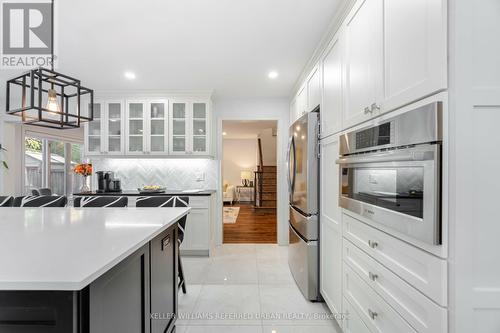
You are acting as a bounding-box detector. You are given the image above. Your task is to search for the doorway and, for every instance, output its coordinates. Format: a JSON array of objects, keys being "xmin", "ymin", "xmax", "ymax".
[{"xmin": 221, "ymin": 120, "xmax": 278, "ymax": 243}]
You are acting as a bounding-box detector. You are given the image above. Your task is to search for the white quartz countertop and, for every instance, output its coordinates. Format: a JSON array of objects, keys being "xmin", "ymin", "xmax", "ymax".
[{"xmin": 0, "ymin": 207, "xmax": 190, "ymax": 291}]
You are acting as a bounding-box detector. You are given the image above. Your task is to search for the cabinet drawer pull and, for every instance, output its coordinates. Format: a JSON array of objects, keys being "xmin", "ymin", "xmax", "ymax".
[
  {"xmin": 368, "ymin": 309, "xmax": 378, "ymax": 320},
  {"xmin": 369, "ymin": 272, "xmax": 378, "ymax": 281},
  {"xmin": 364, "ymin": 106, "xmax": 371, "ymax": 114},
  {"xmin": 161, "ymin": 235, "xmax": 171, "ymax": 251},
  {"xmin": 368, "ymin": 240, "xmax": 378, "ymax": 248},
  {"xmin": 370, "ymin": 103, "xmax": 380, "ymax": 112}
]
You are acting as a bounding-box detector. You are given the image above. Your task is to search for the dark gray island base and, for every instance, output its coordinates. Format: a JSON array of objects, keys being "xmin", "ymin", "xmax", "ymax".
[{"xmin": 0, "ymin": 224, "xmax": 179, "ymax": 333}]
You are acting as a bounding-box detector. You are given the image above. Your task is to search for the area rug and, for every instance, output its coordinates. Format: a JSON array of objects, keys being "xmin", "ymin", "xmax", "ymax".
[{"xmin": 223, "ymin": 207, "xmax": 240, "ymax": 224}]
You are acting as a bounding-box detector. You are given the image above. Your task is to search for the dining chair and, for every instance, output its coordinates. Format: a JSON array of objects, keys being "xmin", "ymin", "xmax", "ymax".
[
  {"xmin": 0, "ymin": 196, "xmax": 14, "ymax": 207},
  {"xmin": 73, "ymin": 196, "xmax": 128, "ymax": 208},
  {"xmin": 13, "ymin": 196, "xmax": 67, "ymax": 207},
  {"xmin": 136, "ymin": 196, "xmax": 189, "ymax": 294},
  {"xmin": 31, "ymin": 188, "xmax": 53, "ymax": 196}
]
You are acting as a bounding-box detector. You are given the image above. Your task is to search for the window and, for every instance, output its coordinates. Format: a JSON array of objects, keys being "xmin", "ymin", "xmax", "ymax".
[{"xmin": 24, "ymin": 136, "xmax": 84, "ymax": 196}]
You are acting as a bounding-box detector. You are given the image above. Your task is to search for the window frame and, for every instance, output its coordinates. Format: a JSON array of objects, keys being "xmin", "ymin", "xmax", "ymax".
[{"xmin": 23, "ymin": 129, "xmax": 84, "ymax": 196}]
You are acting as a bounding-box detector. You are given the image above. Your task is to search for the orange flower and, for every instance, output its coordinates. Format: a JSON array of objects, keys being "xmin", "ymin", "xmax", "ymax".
[{"xmin": 74, "ymin": 163, "xmax": 93, "ymax": 177}]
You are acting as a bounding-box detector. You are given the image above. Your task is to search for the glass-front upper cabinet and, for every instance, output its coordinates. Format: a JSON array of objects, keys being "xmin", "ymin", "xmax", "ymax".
[
  {"xmin": 169, "ymin": 100, "xmax": 210, "ymax": 155},
  {"xmin": 148, "ymin": 100, "xmax": 168, "ymax": 154},
  {"xmin": 106, "ymin": 101, "xmax": 124, "ymax": 154},
  {"xmin": 170, "ymin": 102, "xmax": 188, "ymax": 154},
  {"xmin": 85, "ymin": 102, "xmax": 102, "ymax": 155},
  {"xmin": 126, "ymin": 101, "xmax": 146, "ymax": 154},
  {"xmin": 191, "ymin": 102, "xmax": 208, "ymax": 155}
]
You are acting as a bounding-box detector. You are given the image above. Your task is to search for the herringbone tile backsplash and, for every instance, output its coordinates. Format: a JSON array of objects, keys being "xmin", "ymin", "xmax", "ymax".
[{"xmin": 90, "ymin": 158, "xmax": 219, "ymax": 191}]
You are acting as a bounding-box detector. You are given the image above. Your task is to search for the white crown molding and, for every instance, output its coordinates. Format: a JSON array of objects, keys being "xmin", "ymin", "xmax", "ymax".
[
  {"xmin": 94, "ymin": 89, "xmax": 214, "ymax": 100},
  {"xmin": 289, "ymin": 0, "xmax": 356, "ymax": 99}
]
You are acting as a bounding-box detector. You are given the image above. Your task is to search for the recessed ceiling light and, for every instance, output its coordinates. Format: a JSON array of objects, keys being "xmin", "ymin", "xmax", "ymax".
[
  {"xmin": 268, "ymin": 71, "xmax": 279, "ymax": 79},
  {"xmin": 222, "ymin": 132, "xmax": 227, "ymax": 136},
  {"xmin": 124, "ymin": 71, "xmax": 136, "ymax": 80}
]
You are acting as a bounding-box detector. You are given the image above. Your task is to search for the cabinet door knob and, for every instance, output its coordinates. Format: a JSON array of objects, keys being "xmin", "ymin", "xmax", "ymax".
[
  {"xmin": 364, "ymin": 106, "xmax": 371, "ymax": 114},
  {"xmin": 368, "ymin": 240, "xmax": 378, "ymax": 249},
  {"xmin": 368, "ymin": 309, "xmax": 378, "ymax": 320},
  {"xmin": 369, "ymin": 272, "xmax": 378, "ymax": 281},
  {"xmin": 371, "ymin": 103, "xmax": 380, "ymax": 112}
]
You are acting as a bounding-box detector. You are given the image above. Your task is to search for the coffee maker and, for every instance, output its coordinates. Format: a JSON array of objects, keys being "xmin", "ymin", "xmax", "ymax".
[{"xmin": 96, "ymin": 171, "xmax": 122, "ymax": 193}]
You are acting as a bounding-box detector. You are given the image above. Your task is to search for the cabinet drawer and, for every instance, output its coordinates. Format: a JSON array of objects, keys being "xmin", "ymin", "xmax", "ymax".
[
  {"xmin": 344, "ymin": 264, "xmax": 417, "ymax": 333},
  {"xmin": 188, "ymin": 196, "xmax": 209, "ymax": 208},
  {"xmin": 343, "ymin": 297, "xmax": 372, "ymax": 333},
  {"xmin": 344, "ymin": 239, "xmax": 447, "ymax": 333},
  {"xmin": 343, "ymin": 213, "xmax": 447, "ymax": 306}
]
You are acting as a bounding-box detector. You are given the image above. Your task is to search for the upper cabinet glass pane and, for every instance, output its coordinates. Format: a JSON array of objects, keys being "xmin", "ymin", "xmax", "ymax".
[
  {"xmin": 172, "ymin": 103, "xmax": 186, "ymax": 118},
  {"xmin": 193, "ymin": 103, "xmax": 206, "ymax": 118},
  {"xmin": 108, "ymin": 103, "xmax": 121, "ymax": 119},
  {"xmin": 108, "ymin": 120, "xmax": 121, "ymax": 135},
  {"xmin": 151, "ymin": 103, "xmax": 165, "ymax": 119},
  {"xmin": 172, "ymin": 120, "xmax": 186, "ymax": 135},
  {"xmin": 129, "ymin": 103, "xmax": 143, "ymax": 118},
  {"xmin": 151, "ymin": 120, "xmax": 165, "ymax": 135},
  {"xmin": 193, "ymin": 120, "xmax": 206, "ymax": 135}
]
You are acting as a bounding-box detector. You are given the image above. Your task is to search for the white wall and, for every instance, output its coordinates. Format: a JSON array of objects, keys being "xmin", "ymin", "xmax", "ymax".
[
  {"xmin": 258, "ymin": 128, "xmax": 277, "ymax": 166},
  {"xmin": 214, "ymin": 97, "xmax": 289, "ymax": 245},
  {"xmin": 222, "ymin": 139, "xmax": 257, "ymax": 186}
]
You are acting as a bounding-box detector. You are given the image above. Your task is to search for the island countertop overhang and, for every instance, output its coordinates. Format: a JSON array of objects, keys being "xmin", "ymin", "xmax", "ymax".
[{"xmin": 0, "ymin": 207, "xmax": 190, "ymax": 291}]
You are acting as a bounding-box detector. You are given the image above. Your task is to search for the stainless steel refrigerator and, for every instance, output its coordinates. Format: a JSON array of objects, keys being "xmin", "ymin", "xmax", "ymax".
[{"xmin": 287, "ymin": 110, "xmax": 320, "ymax": 301}]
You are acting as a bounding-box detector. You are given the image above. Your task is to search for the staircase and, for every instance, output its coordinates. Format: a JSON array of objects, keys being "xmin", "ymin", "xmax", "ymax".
[{"xmin": 253, "ymin": 138, "xmax": 277, "ymax": 211}]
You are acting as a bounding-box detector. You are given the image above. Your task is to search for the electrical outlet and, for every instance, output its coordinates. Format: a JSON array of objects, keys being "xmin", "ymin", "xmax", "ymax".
[{"xmin": 195, "ymin": 172, "xmax": 205, "ymax": 182}]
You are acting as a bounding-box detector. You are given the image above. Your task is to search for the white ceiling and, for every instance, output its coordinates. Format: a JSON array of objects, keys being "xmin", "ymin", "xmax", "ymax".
[
  {"xmin": 0, "ymin": 0, "xmax": 344, "ymax": 101},
  {"xmin": 223, "ymin": 120, "xmax": 277, "ymax": 139}
]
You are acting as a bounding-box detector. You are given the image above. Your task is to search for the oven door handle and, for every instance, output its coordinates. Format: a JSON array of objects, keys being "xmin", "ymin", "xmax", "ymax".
[{"xmin": 336, "ymin": 148, "xmax": 436, "ymax": 165}]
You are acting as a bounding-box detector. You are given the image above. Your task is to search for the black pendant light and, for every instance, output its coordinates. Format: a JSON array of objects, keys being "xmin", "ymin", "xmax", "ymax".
[{"xmin": 5, "ymin": 0, "xmax": 94, "ymax": 129}]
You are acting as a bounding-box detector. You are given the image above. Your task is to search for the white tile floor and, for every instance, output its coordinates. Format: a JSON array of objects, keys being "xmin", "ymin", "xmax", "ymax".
[{"xmin": 177, "ymin": 244, "xmax": 342, "ymax": 333}]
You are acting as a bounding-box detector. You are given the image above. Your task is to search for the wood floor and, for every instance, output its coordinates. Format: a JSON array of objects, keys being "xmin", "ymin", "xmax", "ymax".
[{"xmin": 223, "ymin": 203, "xmax": 277, "ymax": 244}]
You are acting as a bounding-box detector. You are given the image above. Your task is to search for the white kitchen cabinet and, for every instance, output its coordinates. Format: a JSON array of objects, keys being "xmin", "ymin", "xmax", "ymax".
[
  {"xmin": 343, "ymin": 298, "xmax": 371, "ymax": 333},
  {"xmin": 125, "ymin": 100, "xmax": 147, "ymax": 154},
  {"xmin": 383, "ymin": 0, "xmax": 447, "ymax": 113},
  {"xmin": 344, "ymin": 239, "xmax": 447, "ymax": 333},
  {"xmin": 289, "ymin": 97, "xmax": 297, "ymax": 126},
  {"xmin": 125, "ymin": 99, "xmax": 169, "ymax": 155},
  {"xmin": 344, "ymin": 0, "xmax": 383, "ymax": 129},
  {"xmin": 179, "ymin": 196, "xmax": 213, "ymax": 256},
  {"xmin": 85, "ymin": 101, "xmax": 125, "ymax": 156},
  {"xmin": 307, "ymin": 65, "xmax": 321, "ymax": 112},
  {"xmin": 321, "ymin": 32, "xmax": 343, "ymax": 138},
  {"xmin": 85, "ymin": 101, "xmax": 103, "ymax": 155},
  {"xmin": 320, "ymin": 134, "xmax": 342, "ymax": 322},
  {"xmin": 343, "ymin": 213, "xmax": 447, "ymax": 306},
  {"xmin": 169, "ymin": 100, "xmax": 210, "ymax": 156},
  {"xmin": 343, "ymin": 264, "xmax": 418, "ymax": 333},
  {"xmin": 296, "ymin": 84, "xmax": 307, "ymax": 120},
  {"xmin": 147, "ymin": 100, "xmax": 169, "ymax": 155}
]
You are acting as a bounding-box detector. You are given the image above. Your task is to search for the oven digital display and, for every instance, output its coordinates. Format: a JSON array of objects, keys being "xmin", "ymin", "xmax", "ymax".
[{"xmin": 356, "ymin": 122, "xmax": 391, "ymax": 150}]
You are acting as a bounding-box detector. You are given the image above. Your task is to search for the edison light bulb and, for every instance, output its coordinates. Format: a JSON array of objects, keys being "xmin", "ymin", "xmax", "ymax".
[{"xmin": 46, "ymin": 88, "xmax": 61, "ymax": 113}]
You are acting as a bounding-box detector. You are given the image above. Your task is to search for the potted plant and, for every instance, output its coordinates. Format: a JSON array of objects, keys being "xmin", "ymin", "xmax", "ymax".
[
  {"xmin": 0, "ymin": 143, "xmax": 7, "ymax": 169},
  {"xmin": 73, "ymin": 163, "xmax": 93, "ymax": 193}
]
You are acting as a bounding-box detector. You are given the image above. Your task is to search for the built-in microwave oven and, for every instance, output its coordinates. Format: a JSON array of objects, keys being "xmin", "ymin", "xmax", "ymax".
[{"xmin": 337, "ymin": 102, "xmax": 442, "ymax": 246}]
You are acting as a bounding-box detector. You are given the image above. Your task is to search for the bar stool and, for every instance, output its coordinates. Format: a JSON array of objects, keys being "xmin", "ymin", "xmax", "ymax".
[
  {"xmin": 73, "ymin": 196, "xmax": 128, "ymax": 207},
  {"xmin": 136, "ymin": 196, "xmax": 189, "ymax": 294}
]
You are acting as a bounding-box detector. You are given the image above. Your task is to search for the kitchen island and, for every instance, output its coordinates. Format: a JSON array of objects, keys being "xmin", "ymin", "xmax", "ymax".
[{"xmin": 0, "ymin": 207, "xmax": 190, "ymax": 333}]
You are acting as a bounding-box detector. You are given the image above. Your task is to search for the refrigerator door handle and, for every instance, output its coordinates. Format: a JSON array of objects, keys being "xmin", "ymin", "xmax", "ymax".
[
  {"xmin": 286, "ymin": 136, "xmax": 296, "ymax": 197},
  {"xmin": 286, "ymin": 136, "xmax": 292, "ymax": 195}
]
